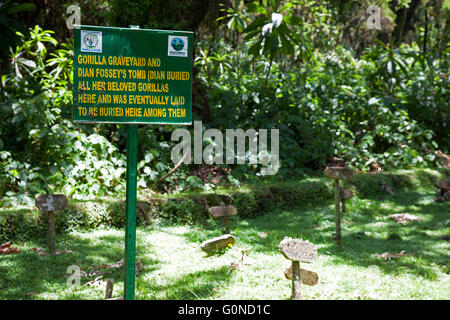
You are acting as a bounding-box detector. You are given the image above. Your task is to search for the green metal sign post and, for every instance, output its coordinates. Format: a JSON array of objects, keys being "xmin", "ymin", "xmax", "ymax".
[
  {"xmin": 73, "ymin": 25, "xmax": 193, "ymax": 299},
  {"xmin": 124, "ymin": 124, "xmax": 138, "ymax": 299}
]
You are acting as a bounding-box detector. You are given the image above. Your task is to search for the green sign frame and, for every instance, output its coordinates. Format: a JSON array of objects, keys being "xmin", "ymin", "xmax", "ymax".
[{"xmin": 73, "ymin": 25, "xmax": 193, "ymax": 124}]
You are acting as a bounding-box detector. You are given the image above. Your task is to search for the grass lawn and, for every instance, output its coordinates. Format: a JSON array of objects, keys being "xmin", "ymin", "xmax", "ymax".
[{"xmin": 0, "ymin": 188, "xmax": 449, "ymax": 300}]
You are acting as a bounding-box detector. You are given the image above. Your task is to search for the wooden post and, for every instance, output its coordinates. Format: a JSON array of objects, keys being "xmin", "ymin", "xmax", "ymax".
[
  {"xmin": 47, "ymin": 211, "xmax": 56, "ymax": 255},
  {"xmin": 105, "ymin": 279, "xmax": 114, "ymax": 299},
  {"xmin": 291, "ymin": 261, "xmax": 301, "ymax": 300},
  {"xmin": 325, "ymin": 167, "xmax": 353, "ymax": 247},
  {"xmin": 223, "ymin": 215, "xmax": 230, "ymax": 234},
  {"xmin": 341, "ymin": 187, "xmax": 346, "ymax": 213},
  {"xmin": 334, "ymin": 179, "xmax": 341, "ymax": 247}
]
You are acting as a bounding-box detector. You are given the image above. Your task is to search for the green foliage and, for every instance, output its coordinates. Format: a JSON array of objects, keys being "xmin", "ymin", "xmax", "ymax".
[
  {"xmin": 0, "ymin": 27, "xmax": 128, "ymax": 206},
  {"xmin": 1, "ymin": 1, "xmax": 449, "ymax": 206},
  {"xmin": 156, "ymin": 198, "xmax": 205, "ymax": 224},
  {"xmin": 244, "ymin": 1, "xmax": 301, "ymax": 60},
  {"xmin": 107, "ymin": 0, "xmax": 210, "ymax": 31},
  {"xmin": 0, "ymin": 1, "xmax": 35, "ymax": 61},
  {"xmin": 199, "ymin": 38, "xmax": 446, "ymax": 174}
]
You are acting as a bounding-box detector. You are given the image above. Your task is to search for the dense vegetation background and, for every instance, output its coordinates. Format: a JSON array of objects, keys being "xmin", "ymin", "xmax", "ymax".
[{"xmin": 0, "ymin": 0, "xmax": 449, "ymax": 207}]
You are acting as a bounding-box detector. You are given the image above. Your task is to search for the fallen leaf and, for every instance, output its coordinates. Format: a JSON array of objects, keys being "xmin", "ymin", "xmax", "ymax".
[
  {"xmin": 98, "ymin": 259, "xmax": 124, "ymax": 269},
  {"xmin": 388, "ymin": 213, "xmax": 420, "ymax": 224},
  {"xmin": 90, "ymin": 259, "xmax": 143, "ymax": 277},
  {"xmin": 1, "ymin": 241, "xmax": 11, "ymax": 249},
  {"xmin": 257, "ymin": 232, "xmax": 269, "ymax": 239},
  {"xmin": 32, "ymin": 248, "xmax": 50, "ymax": 256},
  {"xmin": 375, "ymin": 250, "xmax": 411, "ymax": 261},
  {"xmin": 0, "ymin": 241, "xmax": 20, "ymax": 254},
  {"xmin": 55, "ymin": 249, "xmax": 74, "ymax": 255},
  {"xmin": 227, "ymin": 263, "xmax": 239, "ymax": 275},
  {"xmin": 82, "ymin": 276, "xmax": 104, "ymax": 287}
]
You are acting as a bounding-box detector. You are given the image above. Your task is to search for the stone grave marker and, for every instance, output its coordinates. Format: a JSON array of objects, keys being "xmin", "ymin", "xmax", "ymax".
[
  {"xmin": 200, "ymin": 234, "xmax": 235, "ymax": 254},
  {"xmin": 35, "ymin": 194, "xmax": 68, "ymax": 255},
  {"xmin": 279, "ymin": 238, "xmax": 318, "ymax": 300}
]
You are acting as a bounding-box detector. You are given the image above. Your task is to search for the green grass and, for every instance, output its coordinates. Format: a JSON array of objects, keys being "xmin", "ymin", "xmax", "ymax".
[{"xmin": 1, "ymin": 185, "xmax": 449, "ymax": 300}]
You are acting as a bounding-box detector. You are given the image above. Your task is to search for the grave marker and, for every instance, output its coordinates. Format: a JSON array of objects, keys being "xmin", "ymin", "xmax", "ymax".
[
  {"xmin": 324, "ymin": 167, "xmax": 353, "ymax": 180},
  {"xmin": 35, "ymin": 194, "xmax": 68, "ymax": 255},
  {"xmin": 279, "ymin": 238, "xmax": 318, "ymax": 300},
  {"xmin": 209, "ymin": 205, "xmax": 237, "ymax": 234},
  {"xmin": 324, "ymin": 167, "xmax": 354, "ymax": 246}
]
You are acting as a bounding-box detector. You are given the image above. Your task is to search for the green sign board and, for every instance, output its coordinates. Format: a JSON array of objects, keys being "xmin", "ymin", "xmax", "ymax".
[{"xmin": 73, "ymin": 25, "xmax": 193, "ymax": 124}]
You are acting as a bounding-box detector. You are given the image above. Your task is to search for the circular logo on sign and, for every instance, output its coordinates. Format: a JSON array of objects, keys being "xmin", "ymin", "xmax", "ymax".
[
  {"xmin": 83, "ymin": 32, "xmax": 99, "ymax": 48},
  {"xmin": 171, "ymin": 37, "xmax": 184, "ymax": 51}
]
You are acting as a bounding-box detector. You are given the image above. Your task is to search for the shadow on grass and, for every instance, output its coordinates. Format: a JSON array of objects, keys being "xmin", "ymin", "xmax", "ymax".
[
  {"xmin": 0, "ymin": 231, "xmax": 160, "ymax": 300},
  {"xmin": 138, "ymin": 265, "xmax": 231, "ymax": 300}
]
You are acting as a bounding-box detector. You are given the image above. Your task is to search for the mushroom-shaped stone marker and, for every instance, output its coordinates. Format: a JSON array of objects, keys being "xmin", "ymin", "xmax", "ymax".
[
  {"xmin": 279, "ymin": 238, "xmax": 318, "ymax": 300},
  {"xmin": 35, "ymin": 194, "xmax": 68, "ymax": 255},
  {"xmin": 209, "ymin": 205, "xmax": 237, "ymax": 234},
  {"xmin": 324, "ymin": 167, "xmax": 354, "ymax": 246}
]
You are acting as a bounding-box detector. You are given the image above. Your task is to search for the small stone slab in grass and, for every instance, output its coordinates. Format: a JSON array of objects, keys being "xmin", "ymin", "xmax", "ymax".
[
  {"xmin": 209, "ymin": 206, "xmax": 237, "ymax": 218},
  {"xmin": 35, "ymin": 194, "xmax": 68, "ymax": 212},
  {"xmin": 279, "ymin": 238, "xmax": 317, "ymax": 263},
  {"xmin": 201, "ymin": 234, "xmax": 235, "ymax": 253},
  {"xmin": 324, "ymin": 167, "xmax": 354, "ymax": 180},
  {"xmin": 284, "ymin": 266, "xmax": 319, "ymax": 286}
]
